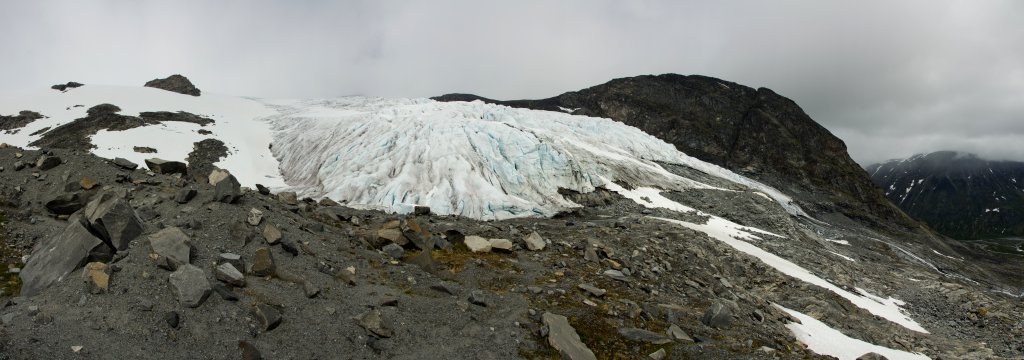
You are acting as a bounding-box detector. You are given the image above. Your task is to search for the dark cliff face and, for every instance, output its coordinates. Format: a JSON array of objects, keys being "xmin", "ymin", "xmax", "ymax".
[
  {"xmin": 434, "ymin": 74, "xmax": 916, "ymax": 232},
  {"xmin": 868, "ymin": 151, "xmax": 1024, "ymax": 240}
]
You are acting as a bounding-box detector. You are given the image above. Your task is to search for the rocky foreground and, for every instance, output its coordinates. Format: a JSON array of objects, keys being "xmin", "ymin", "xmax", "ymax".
[{"xmin": 0, "ymin": 144, "xmax": 1019, "ymax": 360}]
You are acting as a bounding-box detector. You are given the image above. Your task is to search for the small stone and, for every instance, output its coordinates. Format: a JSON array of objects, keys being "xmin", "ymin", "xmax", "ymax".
[
  {"xmin": 489, "ymin": 238, "xmax": 514, "ymax": 252},
  {"xmin": 603, "ymin": 269, "xmax": 629, "ymax": 282},
  {"xmin": 618, "ymin": 327, "xmax": 673, "ymax": 344},
  {"xmin": 254, "ymin": 304, "xmax": 282, "ymax": 332},
  {"xmin": 218, "ymin": 253, "xmax": 244, "ymax": 270},
  {"xmin": 251, "ymin": 248, "xmax": 275, "ymax": 276},
  {"xmin": 27, "ymin": 306, "xmax": 40, "ymax": 316},
  {"xmin": 280, "ymin": 239, "xmax": 300, "ymax": 257},
  {"xmin": 468, "ymin": 291, "xmax": 488, "ymax": 307},
  {"xmin": 353, "ymin": 310, "xmax": 393, "ymax": 338},
  {"xmin": 174, "ymin": 188, "xmax": 197, "ymax": 204},
  {"xmin": 464, "ymin": 236, "xmax": 491, "ymax": 253},
  {"xmin": 584, "ymin": 247, "xmax": 600, "ymax": 262},
  {"xmin": 376, "ymin": 228, "xmax": 407, "ymax": 246},
  {"xmin": 667, "ymin": 324, "xmax": 692, "ymax": 342},
  {"xmin": 302, "ymin": 281, "xmax": 320, "ymax": 298},
  {"xmin": 80, "ymin": 177, "xmax": 100, "ymax": 190},
  {"xmin": 213, "ymin": 284, "xmax": 239, "ymax": 301},
  {"xmin": 577, "ymin": 283, "xmax": 606, "ymax": 297},
  {"xmin": 523, "ymin": 231, "xmax": 546, "ymax": 251},
  {"xmin": 430, "ymin": 282, "xmax": 458, "ymax": 295},
  {"xmin": 71, "ymin": 346, "xmax": 83, "ymax": 353},
  {"xmin": 382, "ymin": 243, "xmax": 404, "ymax": 259},
  {"xmin": 649, "ymin": 348, "xmax": 666, "ymax": 360},
  {"xmin": 83, "ymin": 262, "xmax": 110, "ymax": 293},
  {"xmin": 262, "ymin": 224, "xmax": 282, "ymax": 244},
  {"xmin": 542, "ymin": 312, "xmax": 597, "ymax": 360},
  {"xmin": 214, "ymin": 263, "xmax": 246, "ymax": 287},
  {"xmin": 239, "ymin": 341, "xmax": 261, "ymax": 360},
  {"xmin": 165, "ymin": 311, "xmax": 180, "ymax": 328},
  {"xmin": 168, "ymin": 264, "xmax": 212, "ymax": 308}
]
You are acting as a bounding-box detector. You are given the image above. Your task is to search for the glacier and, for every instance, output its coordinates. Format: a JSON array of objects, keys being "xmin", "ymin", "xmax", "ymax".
[{"xmin": 0, "ymin": 85, "xmax": 805, "ymax": 220}]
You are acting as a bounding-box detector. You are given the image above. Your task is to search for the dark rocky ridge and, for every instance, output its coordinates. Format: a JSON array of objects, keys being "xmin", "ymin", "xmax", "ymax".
[
  {"xmin": 868, "ymin": 151, "xmax": 1024, "ymax": 240},
  {"xmin": 144, "ymin": 74, "xmax": 201, "ymax": 96},
  {"xmin": 50, "ymin": 82, "xmax": 83, "ymax": 92},
  {"xmin": 29, "ymin": 104, "xmax": 214, "ymax": 150},
  {"xmin": 433, "ymin": 74, "xmax": 917, "ymax": 234},
  {"xmin": 0, "ymin": 111, "xmax": 44, "ymax": 134}
]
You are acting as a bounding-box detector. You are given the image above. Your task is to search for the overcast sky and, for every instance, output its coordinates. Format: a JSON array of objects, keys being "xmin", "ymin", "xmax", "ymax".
[{"xmin": 1, "ymin": 0, "xmax": 1023, "ymax": 165}]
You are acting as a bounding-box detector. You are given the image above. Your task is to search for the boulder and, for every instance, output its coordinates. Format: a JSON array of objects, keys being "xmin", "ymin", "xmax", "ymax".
[
  {"xmin": 523, "ymin": 231, "xmax": 546, "ymax": 251},
  {"xmin": 542, "ymin": 312, "xmax": 597, "ymax": 360},
  {"xmin": 277, "ymin": 191, "xmax": 298, "ymax": 205},
  {"xmin": 112, "ymin": 157, "xmax": 138, "ymax": 170},
  {"xmin": 382, "ymin": 243, "xmax": 404, "ymax": 259},
  {"xmin": 701, "ymin": 301, "xmax": 735, "ymax": 329},
  {"xmin": 144, "ymin": 74, "xmax": 201, "ymax": 96},
  {"xmin": 168, "ymin": 264, "xmax": 211, "ymax": 308},
  {"xmin": 208, "ymin": 168, "xmax": 231, "ymax": 186},
  {"xmin": 214, "ymin": 263, "xmax": 246, "ymax": 287},
  {"xmin": 250, "ymin": 247, "xmax": 275, "ymax": 276},
  {"xmin": 145, "ymin": 158, "xmax": 187, "ymax": 175},
  {"xmin": 488, "ymin": 238, "xmax": 514, "ymax": 252},
  {"xmin": 464, "ymin": 236, "xmax": 491, "ymax": 252},
  {"xmin": 84, "ymin": 191, "xmax": 144, "ymax": 251},
  {"xmin": 413, "ymin": 206, "xmax": 431, "ymax": 216},
  {"xmin": 20, "ymin": 220, "xmax": 108, "ymax": 296},
  {"xmin": 247, "ymin": 208, "xmax": 263, "ymax": 226},
  {"xmin": 255, "ymin": 184, "xmax": 271, "ymax": 195},
  {"xmin": 35, "ymin": 155, "xmax": 61, "ymax": 171},
  {"xmin": 262, "ymin": 224, "xmax": 282, "ymax": 244},
  {"xmin": 254, "ymin": 304, "xmax": 282, "ymax": 332},
  {"xmin": 213, "ymin": 174, "xmax": 242, "ymax": 203},
  {"xmin": 174, "ymin": 188, "xmax": 197, "ymax": 204},
  {"xmin": 149, "ymin": 227, "xmax": 191, "ymax": 270}
]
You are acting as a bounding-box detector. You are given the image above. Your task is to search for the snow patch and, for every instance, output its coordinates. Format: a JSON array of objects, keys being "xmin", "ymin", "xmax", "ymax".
[
  {"xmin": 827, "ymin": 239, "xmax": 851, "ymax": 246},
  {"xmin": 829, "ymin": 251, "xmax": 856, "ymax": 262},
  {"xmin": 775, "ymin": 304, "xmax": 931, "ymax": 360}
]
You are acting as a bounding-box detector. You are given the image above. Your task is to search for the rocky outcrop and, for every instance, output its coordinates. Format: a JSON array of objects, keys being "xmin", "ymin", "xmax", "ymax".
[
  {"xmin": 868, "ymin": 151, "xmax": 1024, "ymax": 240},
  {"xmin": 0, "ymin": 111, "xmax": 44, "ymax": 133},
  {"xmin": 50, "ymin": 82, "xmax": 83, "ymax": 92},
  {"xmin": 29, "ymin": 104, "xmax": 214, "ymax": 150},
  {"xmin": 144, "ymin": 74, "xmax": 201, "ymax": 96},
  {"xmin": 433, "ymin": 74, "xmax": 917, "ymax": 233}
]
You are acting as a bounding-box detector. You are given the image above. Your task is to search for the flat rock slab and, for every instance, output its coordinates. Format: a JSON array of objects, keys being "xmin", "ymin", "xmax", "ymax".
[
  {"xmin": 464, "ymin": 235, "xmax": 491, "ymax": 253},
  {"xmin": 168, "ymin": 264, "xmax": 211, "ymax": 308},
  {"xmin": 542, "ymin": 312, "xmax": 597, "ymax": 360},
  {"xmin": 145, "ymin": 158, "xmax": 187, "ymax": 175},
  {"xmin": 618, "ymin": 327, "xmax": 673, "ymax": 344},
  {"xmin": 20, "ymin": 220, "xmax": 106, "ymax": 296},
  {"xmin": 214, "ymin": 263, "xmax": 246, "ymax": 287}
]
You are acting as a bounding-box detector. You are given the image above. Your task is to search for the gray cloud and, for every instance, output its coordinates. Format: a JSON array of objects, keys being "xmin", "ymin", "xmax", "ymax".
[{"xmin": 2, "ymin": 0, "xmax": 1023, "ymax": 165}]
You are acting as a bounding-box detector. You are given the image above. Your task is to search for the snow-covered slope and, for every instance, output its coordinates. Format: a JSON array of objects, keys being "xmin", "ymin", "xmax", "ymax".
[{"xmin": 0, "ymin": 85, "xmax": 804, "ymax": 220}]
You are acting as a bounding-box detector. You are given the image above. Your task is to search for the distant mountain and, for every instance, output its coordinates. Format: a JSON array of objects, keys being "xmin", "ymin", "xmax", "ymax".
[
  {"xmin": 867, "ymin": 151, "xmax": 1024, "ymax": 239},
  {"xmin": 434, "ymin": 74, "xmax": 918, "ymax": 234}
]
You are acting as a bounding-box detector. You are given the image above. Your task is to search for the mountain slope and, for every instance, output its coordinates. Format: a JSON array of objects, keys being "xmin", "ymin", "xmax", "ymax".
[
  {"xmin": 433, "ymin": 74, "xmax": 916, "ymax": 232},
  {"xmin": 867, "ymin": 151, "xmax": 1024, "ymax": 240}
]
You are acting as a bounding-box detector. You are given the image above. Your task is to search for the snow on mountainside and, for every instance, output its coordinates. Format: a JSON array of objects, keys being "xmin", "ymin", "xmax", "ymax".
[{"xmin": 0, "ymin": 85, "xmax": 804, "ymax": 220}]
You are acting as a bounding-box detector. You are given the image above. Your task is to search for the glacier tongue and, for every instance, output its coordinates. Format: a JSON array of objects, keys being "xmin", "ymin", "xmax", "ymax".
[{"xmin": 265, "ymin": 97, "xmax": 802, "ymax": 220}]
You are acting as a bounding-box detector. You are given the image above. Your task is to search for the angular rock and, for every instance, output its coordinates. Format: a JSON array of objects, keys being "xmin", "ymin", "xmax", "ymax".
[
  {"xmin": 165, "ymin": 311, "xmax": 180, "ymax": 329},
  {"xmin": 82, "ymin": 262, "xmax": 110, "ymax": 293},
  {"xmin": 277, "ymin": 191, "xmax": 298, "ymax": 205},
  {"xmin": 247, "ymin": 208, "xmax": 263, "ymax": 226},
  {"xmin": 144, "ymin": 158, "xmax": 187, "ymax": 175},
  {"xmin": 376, "ymin": 229, "xmax": 407, "ymax": 246},
  {"xmin": 79, "ymin": 177, "xmax": 99, "ymax": 190},
  {"xmin": 523, "ymin": 231, "xmax": 546, "ymax": 251},
  {"xmin": 83, "ymin": 191, "xmax": 144, "ymax": 251},
  {"xmin": 254, "ymin": 304, "xmax": 282, "ymax": 332},
  {"xmin": 218, "ymin": 253, "xmax": 244, "ymax": 270},
  {"xmin": 168, "ymin": 264, "xmax": 211, "ymax": 308},
  {"xmin": 649, "ymin": 348, "xmax": 666, "ymax": 360},
  {"xmin": 112, "ymin": 157, "xmax": 138, "ymax": 170},
  {"xmin": 382, "ymin": 243, "xmax": 404, "ymax": 259},
  {"xmin": 238, "ymin": 340, "xmax": 261, "ymax": 360},
  {"xmin": 618, "ymin": 327, "xmax": 672, "ymax": 344},
  {"xmin": 45, "ymin": 192, "xmax": 86, "ymax": 215},
  {"xmin": 353, "ymin": 310, "xmax": 393, "ymax": 338},
  {"xmin": 464, "ymin": 236, "xmax": 491, "ymax": 253},
  {"xmin": 213, "ymin": 174, "xmax": 241, "ymax": 203},
  {"xmin": 262, "ymin": 224, "xmax": 282, "ymax": 244},
  {"xmin": 413, "ymin": 206, "xmax": 431, "ymax": 216},
  {"xmin": 148, "ymin": 227, "xmax": 191, "ymax": 270},
  {"xmin": 21, "ymin": 219, "xmax": 108, "ymax": 296},
  {"xmin": 214, "ymin": 284, "xmax": 239, "ymax": 301},
  {"xmin": 174, "ymin": 188, "xmax": 197, "ymax": 204},
  {"xmin": 255, "ymin": 184, "xmax": 271, "ymax": 195},
  {"xmin": 468, "ymin": 291, "xmax": 488, "ymax": 307},
  {"xmin": 701, "ymin": 301, "xmax": 734, "ymax": 329},
  {"xmin": 250, "ymin": 248, "xmax": 275, "ymax": 276},
  {"xmin": 144, "ymin": 74, "xmax": 201, "ymax": 96},
  {"xmin": 542, "ymin": 312, "xmax": 597, "ymax": 360},
  {"xmin": 36, "ymin": 155, "xmax": 61, "ymax": 171},
  {"xmin": 488, "ymin": 238, "xmax": 514, "ymax": 252},
  {"xmin": 214, "ymin": 263, "xmax": 246, "ymax": 287},
  {"xmin": 577, "ymin": 283, "xmax": 606, "ymax": 297},
  {"xmin": 280, "ymin": 238, "xmax": 299, "ymax": 256},
  {"xmin": 666, "ymin": 324, "xmax": 693, "ymax": 342},
  {"xmin": 208, "ymin": 168, "xmax": 230, "ymax": 185},
  {"xmin": 302, "ymin": 281, "xmax": 320, "ymax": 298}
]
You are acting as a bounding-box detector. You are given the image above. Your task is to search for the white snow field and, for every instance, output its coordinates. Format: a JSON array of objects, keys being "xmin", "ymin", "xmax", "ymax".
[
  {"xmin": 0, "ymin": 84, "xmax": 806, "ymax": 220},
  {"xmin": 774, "ymin": 304, "xmax": 931, "ymax": 360}
]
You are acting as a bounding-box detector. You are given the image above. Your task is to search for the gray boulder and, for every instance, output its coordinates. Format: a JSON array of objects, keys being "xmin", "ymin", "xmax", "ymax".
[
  {"xmin": 83, "ymin": 191, "xmax": 144, "ymax": 251},
  {"xmin": 144, "ymin": 158, "xmax": 187, "ymax": 175},
  {"xmin": 542, "ymin": 312, "xmax": 597, "ymax": 360},
  {"xmin": 214, "ymin": 263, "xmax": 246, "ymax": 287},
  {"xmin": 149, "ymin": 227, "xmax": 191, "ymax": 270},
  {"xmin": 112, "ymin": 157, "xmax": 138, "ymax": 170},
  {"xmin": 213, "ymin": 174, "xmax": 241, "ymax": 203},
  {"xmin": 174, "ymin": 188, "xmax": 197, "ymax": 204},
  {"xmin": 277, "ymin": 191, "xmax": 298, "ymax": 205},
  {"xmin": 36, "ymin": 155, "xmax": 62, "ymax": 171},
  {"xmin": 168, "ymin": 264, "xmax": 211, "ymax": 308},
  {"xmin": 20, "ymin": 219, "xmax": 108, "ymax": 296},
  {"xmin": 701, "ymin": 301, "xmax": 736, "ymax": 329}
]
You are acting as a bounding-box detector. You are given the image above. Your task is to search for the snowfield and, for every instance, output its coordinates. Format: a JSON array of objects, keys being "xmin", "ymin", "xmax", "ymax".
[{"xmin": 0, "ymin": 85, "xmax": 804, "ymax": 220}]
